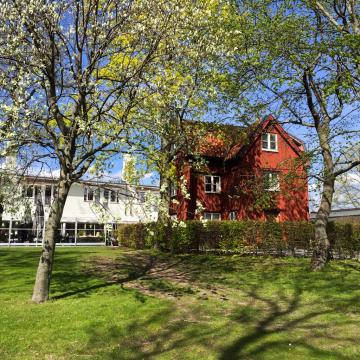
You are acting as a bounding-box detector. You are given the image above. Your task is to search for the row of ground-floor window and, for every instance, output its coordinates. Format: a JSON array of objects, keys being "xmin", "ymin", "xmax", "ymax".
[
  {"xmin": 189, "ymin": 210, "xmax": 280, "ymax": 221},
  {"xmin": 0, "ymin": 220, "xmax": 118, "ymax": 244}
]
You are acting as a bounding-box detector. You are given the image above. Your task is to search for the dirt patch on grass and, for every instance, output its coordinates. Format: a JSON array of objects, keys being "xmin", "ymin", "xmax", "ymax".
[{"xmin": 88, "ymin": 251, "xmax": 231, "ymax": 302}]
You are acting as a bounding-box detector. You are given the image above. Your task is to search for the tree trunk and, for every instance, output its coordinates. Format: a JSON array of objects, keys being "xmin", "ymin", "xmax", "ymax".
[
  {"xmin": 302, "ymin": 71, "xmax": 337, "ymax": 270},
  {"xmin": 0, "ymin": 203, "xmax": 3, "ymax": 228},
  {"xmin": 158, "ymin": 176, "xmax": 171, "ymax": 223},
  {"xmin": 310, "ymin": 118, "xmax": 335, "ymax": 271},
  {"xmin": 156, "ymin": 174, "xmax": 172, "ymax": 250},
  {"xmin": 32, "ymin": 178, "xmax": 71, "ymax": 303},
  {"xmin": 310, "ymin": 177, "xmax": 335, "ymax": 270},
  {"xmin": 156, "ymin": 128, "xmax": 173, "ymax": 249}
]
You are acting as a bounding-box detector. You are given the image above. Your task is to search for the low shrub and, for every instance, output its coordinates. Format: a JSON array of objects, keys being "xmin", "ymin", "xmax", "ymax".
[
  {"xmin": 116, "ymin": 220, "xmax": 360, "ymax": 258},
  {"xmin": 327, "ymin": 222, "xmax": 360, "ymax": 258},
  {"xmin": 117, "ymin": 223, "xmax": 148, "ymax": 249}
]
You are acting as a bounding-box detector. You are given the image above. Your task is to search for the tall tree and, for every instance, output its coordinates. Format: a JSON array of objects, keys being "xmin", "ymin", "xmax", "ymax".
[
  {"xmin": 109, "ymin": 0, "xmax": 243, "ymax": 227},
  {"xmin": 0, "ymin": 0, "xmax": 196, "ymax": 302},
  {"xmin": 231, "ymin": 0, "xmax": 360, "ymax": 269}
]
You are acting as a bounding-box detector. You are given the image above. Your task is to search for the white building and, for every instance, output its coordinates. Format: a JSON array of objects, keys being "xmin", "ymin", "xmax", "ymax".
[{"xmin": 0, "ymin": 175, "xmax": 159, "ymax": 244}]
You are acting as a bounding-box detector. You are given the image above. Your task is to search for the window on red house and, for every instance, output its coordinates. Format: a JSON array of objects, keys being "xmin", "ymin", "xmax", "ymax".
[
  {"xmin": 204, "ymin": 212, "xmax": 221, "ymax": 221},
  {"xmin": 263, "ymin": 172, "xmax": 280, "ymax": 191},
  {"xmin": 229, "ymin": 211, "xmax": 237, "ymax": 220},
  {"xmin": 205, "ymin": 175, "xmax": 221, "ymax": 193},
  {"xmin": 262, "ymin": 133, "xmax": 278, "ymax": 151}
]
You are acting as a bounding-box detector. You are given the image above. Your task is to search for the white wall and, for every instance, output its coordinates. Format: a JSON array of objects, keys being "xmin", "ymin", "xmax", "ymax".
[
  {"xmin": 2, "ymin": 181, "xmax": 158, "ymax": 225},
  {"xmin": 62, "ymin": 183, "xmax": 158, "ymax": 223}
]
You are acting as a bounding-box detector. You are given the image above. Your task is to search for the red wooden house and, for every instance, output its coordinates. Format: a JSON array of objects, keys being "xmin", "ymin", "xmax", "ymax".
[{"xmin": 170, "ymin": 115, "xmax": 309, "ymax": 222}]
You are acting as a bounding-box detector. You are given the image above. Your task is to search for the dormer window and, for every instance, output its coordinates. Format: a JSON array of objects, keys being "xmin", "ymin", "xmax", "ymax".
[
  {"xmin": 205, "ymin": 175, "xmax": 221, "ymax": 193},
  {"xmin": 262, "ymin": 133, "xmax": 278, "ymax": 152}
]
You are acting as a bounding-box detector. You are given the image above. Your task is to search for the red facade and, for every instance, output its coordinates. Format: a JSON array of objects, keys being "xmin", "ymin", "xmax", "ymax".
[{"xmin": 171, "ymin": 116, "xmax": 309, "ymax": 222}]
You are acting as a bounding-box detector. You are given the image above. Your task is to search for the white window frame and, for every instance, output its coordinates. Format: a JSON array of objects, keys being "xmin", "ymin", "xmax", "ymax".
[
  {"xmin": 262, "ymin": 133, "xmax": 278, "ymax": 152},
  {"xmin": 229, "ymin": 211, "xmax": 237, "ymax": 220},
  {"xmin": 103, "ymin": 189, "xmax": 110, "ymax": 202},
  {"xmin": 94, "ymin": 188, "xmax": 101, "ymax": 203},
  {"xmin": 44, "ymin": 185, "xmax": 52, "ymax": 206},
  {"xmin": 110, "ymin": 190, "xmax": 119, "ymax": 203},
  {"xmin": 25, "ymin": 185, "xmax": 42, "ymax": 204},
  {"xmin": 34, "ymin": 185, "xmax": 42, "ymax": 204},
  {"xmin": 263, "ymin": 172, "xmax": 280, "ymax": 192},
  {"xmin": 84, "ymin": 187, "xmax": 94, "ymax": 202},
  {"xmin": 25, "ymin": 185, "xmax": 34, "ymax": 198},
  {"xmin": 204, "ymin": 175, "xmax": 221, "ymax": 193},
  {"xmin": 203, "ymin": 212, "xmax": 221, "ymax": 221}
]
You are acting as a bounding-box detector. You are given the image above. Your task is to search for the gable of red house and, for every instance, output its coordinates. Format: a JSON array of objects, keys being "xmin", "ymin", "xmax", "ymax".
[{"xmin": 171, "ymin": 115, "xmax": 309, "ymax": 222}]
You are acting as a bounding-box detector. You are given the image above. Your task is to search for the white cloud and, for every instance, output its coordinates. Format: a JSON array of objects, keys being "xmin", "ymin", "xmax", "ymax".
[
  {"xmin": 333, "ymin": 170, "xmax": 360, "ymax": 209},
  {"xmin": 143, "ymin": 171, "xmax": 155, "ymax": 179}
]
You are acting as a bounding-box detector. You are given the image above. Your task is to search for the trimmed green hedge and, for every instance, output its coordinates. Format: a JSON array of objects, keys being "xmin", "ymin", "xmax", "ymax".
[{"xmin": 116, "ymin": 220, "xmax": 360, "ymax": 258}]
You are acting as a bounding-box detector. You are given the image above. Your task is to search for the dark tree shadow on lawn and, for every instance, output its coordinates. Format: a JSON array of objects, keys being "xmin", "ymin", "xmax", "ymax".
[
  {"xmin": 0, "ymin": 248, "xmax": 100, "ymax": 294},
  {"xmin": 83, "ymin": 306, "xmax": 223, "ymax": 360},
  {"xmin": 219, "ymin": 286, "xmax": 349, "ymax": 360},
  {"xmin": 45, "ymin": 250, "xmax": 359, "ymax": 359},
  {"xmin": 215, "ymin": 260, "xmax": 359, "ymax": 360},
  {"xmin": 51, "ymin": 252, "xmax": 156, "ymax": 300},
  {"xmin": 78, "ymin": 284, "xmax": 358, "ymax": 360},
  {"xmin": 48, "ymin": 251, "xmax": 279, "ymax": 301},
  {"xmin": 341, "ymin": 262, "xmax": 360, "ymax": 273},
  {"xmin": 51, "ymin": 250, "xmax": 198, "ymax": 301}
]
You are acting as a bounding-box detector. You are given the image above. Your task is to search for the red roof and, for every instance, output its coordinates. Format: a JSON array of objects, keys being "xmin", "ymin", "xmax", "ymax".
[
  {"xmin": 195, "ymin": 115, "xmax": 304, "ymax": 160},
  {"xmin": 194, "ymin": 118, "xmax": 262, "ymax": 159}
]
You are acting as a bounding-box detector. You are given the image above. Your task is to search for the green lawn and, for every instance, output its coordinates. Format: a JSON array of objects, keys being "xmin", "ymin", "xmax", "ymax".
[{"xmin": 0, "ymin": 247, "xmax": 359, "ymax": 360}]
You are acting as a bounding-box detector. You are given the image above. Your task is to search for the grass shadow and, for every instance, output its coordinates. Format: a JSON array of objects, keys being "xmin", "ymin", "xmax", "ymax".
[{"xmin": 51, "ymin": 252, "xmax": 155, "ymax": 300}]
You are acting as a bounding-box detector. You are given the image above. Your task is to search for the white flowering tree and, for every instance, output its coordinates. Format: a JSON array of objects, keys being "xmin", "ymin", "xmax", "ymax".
[{"xmin": 0, "ymin": 0, "xmax": 204, "ymax": 302}]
